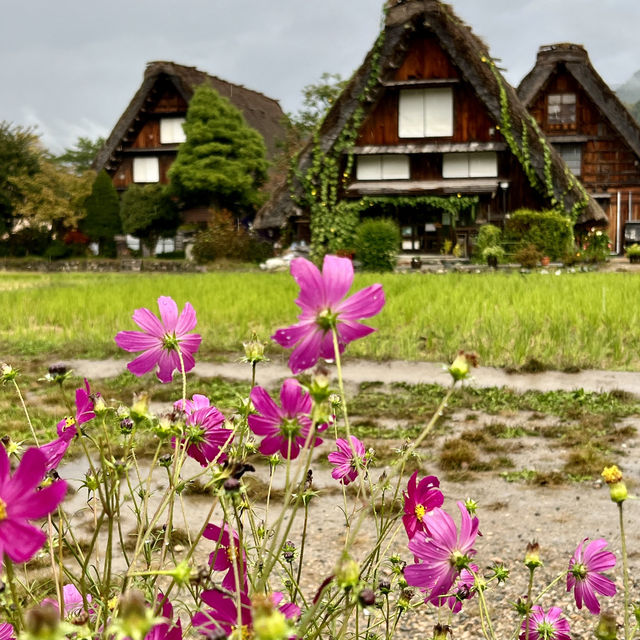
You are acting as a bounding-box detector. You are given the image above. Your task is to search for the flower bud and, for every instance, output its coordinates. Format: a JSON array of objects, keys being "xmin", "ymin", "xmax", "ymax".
[
  {"xmin": 170, "ymin": 561, "xmax": 192, "ymax": 586},
  {"xmin": 115, "ymin": 590, "xmax": 155, "ymax": 640},
  {"xmin": 432, "ymin": 624, "xmax": 452, "ymax": 640},
  {"xmin": 93, "ymin": 394, "xmax": 108, "ymax": 415},
  {"xmin": 602, "ymin": 465, "xmax": 627, "ymax": 502},
  {"xmin": 223, "ymin": 477, "xmax": 241, "ymax": 492},
  {"xmin": 378, "ymin": 579, "xmax": 391, "ymax": 594},
  {"xmin": 524, "ymin": 541, "xmax": 543, "ymax": 569},
  {"xmin": 243, "ymin": 334, "xmax": 267, "ymax": 365},
  {"xmin": 252, "ymin": 594, "xmax": 290, "ymax": 640},
  {"xmin": 336, "ymin": 553, "xmax": 360, "ymax": 590},
  {"xmin": 358, "ymin": 588, "xmax": 376, "ymax": 607},
  {"xmin": 448, "ymin": 351, "xmax": 478, "ymax": 383},
  {"xmin": 25, "ymin": 604, "xmax": 59, "ymax": 639},
  {"xmin": 307, "ymin": 370, "xmax": 331, "ymax": 404},
  {"xmin": 131, "ymin": 393, "xmax": 151, "ymax": 422},
  {"xmin": 0, "ymin": 363, "xmax": 18, "ymax": 384}
]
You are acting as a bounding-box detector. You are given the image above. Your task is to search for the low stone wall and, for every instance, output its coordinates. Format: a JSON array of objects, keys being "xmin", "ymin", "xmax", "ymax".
[{"xmin": 0, "ymin": 258, "xmax": 204, "ymax": 272}]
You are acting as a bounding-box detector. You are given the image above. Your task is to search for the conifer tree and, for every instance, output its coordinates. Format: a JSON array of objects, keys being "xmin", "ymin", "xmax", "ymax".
[
  {"xmin": 168, "ymin": 85, "xmax": 269, "ymax": 216},
  {"xmin": 82, "ymin": 170, "xmax": 121, "ymax": 256}
]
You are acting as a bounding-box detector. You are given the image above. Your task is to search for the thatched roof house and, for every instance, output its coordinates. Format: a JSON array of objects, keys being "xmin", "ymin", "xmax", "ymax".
[
  {"xmin": 518, "ymin": 43, "xmax": 640, "ymax": 251},
  {"xmin": 93, "ymin": 61, "xmax": 285, "ymax": 191},
  {"xmin": 255, "ymin": 0, "xmax": 605, "ymax": 254}
]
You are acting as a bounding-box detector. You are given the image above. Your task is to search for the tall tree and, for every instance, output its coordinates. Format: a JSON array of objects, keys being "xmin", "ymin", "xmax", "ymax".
[
  {"xmin": 13, "ymin": 152, "xmax": 94, "ymax": 235},
  {"xmin": 82, "ymin": 169, "xmax": 121, "ymax": 256},
  {"xmin": 120, "ymin": 184, "xmax": 180, "ymax": 256},
  {"xmin": 0, "ymin": 121, "xmax": 40, "ymax": 234},
  {"xmin": 289, "ymin": 72, "xmax": 347, "ymax": 136},
  {"xmin": 54, "ymin": 136, "xmax": 105, "ymax": 174},
  {"xmin": 168, "ymin": 85, "xmax": 269, "ymax": 215}
]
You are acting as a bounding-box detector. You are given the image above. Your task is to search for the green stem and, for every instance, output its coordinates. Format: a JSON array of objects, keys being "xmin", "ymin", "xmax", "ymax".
[
  {"xmin": 525, "ymin": 568, "xmax": 534, "ymax": 640},
  {"xmin": 4, "ymin": 556, "xmax": 23, "ymax": 631},
  {"xmin": 620, "ymin": 502, "xmax": 631, "ymax": 640},
  {"xmin": 12, "ymin": 379, "xmax": 38, "ymax": 446}
]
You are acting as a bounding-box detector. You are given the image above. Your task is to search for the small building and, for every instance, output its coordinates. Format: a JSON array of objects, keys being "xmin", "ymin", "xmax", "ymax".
[
  {"xmin": 255, "ymin": 0, "xmax": 605, "ymax": 255},
  {"xmin": 93, "ymin": 61, "xmax": 286, "ymax": 193},
  {"xmin": 518, "ymin": 43, "xmax": 640, "ymax": 252}
]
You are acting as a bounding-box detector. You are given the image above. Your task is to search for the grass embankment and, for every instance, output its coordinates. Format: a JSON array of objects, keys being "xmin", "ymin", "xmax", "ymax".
[{"xmin": 2, "ymin": 270, "xmax": 640, "ymax": 370}]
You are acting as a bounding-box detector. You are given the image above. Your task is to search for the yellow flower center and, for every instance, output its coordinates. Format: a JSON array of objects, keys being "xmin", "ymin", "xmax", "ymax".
[
  {"xmin": 0, "ymin": 497, "xmax": 7, "ymax": 521},
  {"xmin": 414, "ymin": 503, "xmax": 426, "ymax": 522}
]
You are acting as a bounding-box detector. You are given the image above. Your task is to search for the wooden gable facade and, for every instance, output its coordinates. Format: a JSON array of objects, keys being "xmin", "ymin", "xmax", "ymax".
[
  {"xmin": 93, "ymin": 61, "xmax": 286, "ymax": 195},
  {"xmin": 518, "ymin": 44, "xmax": 640, "ymax": 252},
  {"xmin": 255, "ymin": 0, "xmax": 606, "ymax": 255}
]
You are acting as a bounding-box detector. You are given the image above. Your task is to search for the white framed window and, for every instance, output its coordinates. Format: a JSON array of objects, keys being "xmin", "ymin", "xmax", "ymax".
[
  {"xmin": 442, "ymin": 152, "xmax": 497, "ymax": 178},
  {"xmin": 548, "ymin": 93, "xmax": 576, "ymax": 125},
  {"xmin": 398, "ymin": 88, "xmax": 453, "ymax": 138},
  {"xmin": 556, "ymin": 143, "xmax": 581, "ymax": 176},
  {"xmin": 160, "ymin": 117, "xmax": 186, "ymax": 144},
  {"xmin": 133, "ymin": 157, "xmax": 160, "ymax": 183},
  {"xmin": 356, "ymin": 155, "xmax": 410, "ymax": 180}
]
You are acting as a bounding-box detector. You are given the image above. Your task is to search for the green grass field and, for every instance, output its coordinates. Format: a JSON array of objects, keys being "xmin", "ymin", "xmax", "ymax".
[{"xmin": 2, "ymin": 269, "xmax": 640, "ymax": 371}]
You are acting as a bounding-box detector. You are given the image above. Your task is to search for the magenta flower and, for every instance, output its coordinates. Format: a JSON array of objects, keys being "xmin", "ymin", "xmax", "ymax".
[
  {"xmin": 520, "ymin": 606, "xmax": 570, "ymax": 640},
  {"xmin": 567, "ymin": 538, "xmax": 617, "ymax": 614},
  {"xmin": 173, "ymin": 395, "xmax": 233, "ymax": 466},
  {"xmin": 404, "ymin": 502, "xmax": 479, "ymax": 606},
  {"xmin": 443, "ymin": 565, "xmax": 477, "ymax": 613},
  {"xmin": 0, "ymin": 446, "xmax": 67, "ymax": 565},
  {"xmin": 328, "ymin": 436, "xmax": 367, "ymax": 485},
  {"xmin": 203, "ymin": 522, "xmax": 247, "ymax": 591},
  {"xmin": 248, "ymin": 379, "xmax": 327, "ymax": 459},
  {"xmin": 402, "ymin": 471, "xmax": 444, "ymax": 541},
  {"xmin": 115, "ymin": 296, "xmax": 202, "ymax": 383},
  {"xmin": 39, "ymin": 379, "xmax": 97, "ymax": 472},
  {"xmin": 271, "ymin": 592, "xmax": 301, "ymax": 621},
  {"xmin": 192, "ymin": 589, "xmax": 252, "ymax": 636},
  {"xmin": 147, "ymin": 593, "xmax": 182, "ymax": 640},
  {"xmin": 272, "ymin": 255, "xmax": 385, "ymax": 374},
  {"xmin": 41, "ymin": 584, "xmax": 92, "ymax": 618},
  {"xmin": 0, "ymin": 624, "xmax": 14, "ymax": 640}
]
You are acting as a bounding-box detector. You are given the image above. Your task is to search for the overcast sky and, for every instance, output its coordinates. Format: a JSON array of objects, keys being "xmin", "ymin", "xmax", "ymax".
[{"xmin": 2, "ymin": 0, "xmax": 640, "ymax": 154}]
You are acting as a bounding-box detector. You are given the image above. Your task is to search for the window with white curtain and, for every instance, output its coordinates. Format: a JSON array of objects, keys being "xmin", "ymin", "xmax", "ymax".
[
  {"xmin": 160, "ymin": 118, "xmax": 186, "ymax": 144},
  {"xmin": 356, "ymin": 155, "xmax": 410, "ymax": 180},
  {"xmin": 133, "ymin": 157, "xmax": 160, "ymax": 183},
  {"xmin": 398, "ymin": 88, "xmax": 453, "ymax": 138},
  {"xmin": 442, "ymin": 152, "xmax": 497, "ymax": 178}
]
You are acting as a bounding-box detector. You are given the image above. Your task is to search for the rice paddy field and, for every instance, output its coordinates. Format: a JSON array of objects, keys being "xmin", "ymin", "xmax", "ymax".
[{"xmin": 3, "ymin": 269, "xmax": 640, "ymax": 371}]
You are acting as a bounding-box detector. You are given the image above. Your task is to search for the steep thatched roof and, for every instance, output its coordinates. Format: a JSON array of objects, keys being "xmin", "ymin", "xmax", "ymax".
[
  {"xmin": 255, "ymin": 0, "xmax": 606, "ymax": 229},
  {"xmin": 518, "ymin": 43, "xmax": 640, "ymax": 160},
  {"xmin": 93, "ymin": 61, "xmax": 286, "ymax": 172}
]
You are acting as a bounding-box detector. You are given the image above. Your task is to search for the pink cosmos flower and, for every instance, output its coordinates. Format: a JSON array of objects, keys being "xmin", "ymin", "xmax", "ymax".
[
  {"xmin": 272, "ymin": 255, "xmax": 385, "ymax": 374},
  {"xmin": 402, "ymin": 471, "xmax": 444, "ymax": 541},
  {"xmin": 328, "ymin": 436, "xmax": 367, "ymax": 485},
  {"xmin": 203, "ymin": 522, "xmax": 247, "ymax": 591},
  {"xmin": 41, "ymin": 584, "xmax": 92, "ymax": 618},
  {"xmin": 520, "ymin": 606, "xmax": 570, "ymax": 640},
  {"xmin": 173, "ymin": 395, "xmax": 233, "ymax": 466},
  {"xmin": 0, "ymin": 446, "xmax": 67, "ymax": 565},
  {"xmin": 567, "ymin": 538, "xmax": 617, "ymax": 614},
  {"xmin": 192, "ymin": 589, "xmax": 252, "ymax": 636},
  {"xmin": 248, "ymin": 379, "xmax": 327, "ymax": 459},
  {"xmin": 148, "ymin": 593, "xmax": 182, "ymax": 640},
  {"xmin": 0, "ymin": 624, "xmax": 15, "ymax": 640},
  {"xmin": 193, "ymin": 590, "xmax": 298, "ymax": 637},
  {"xmin": 40, "ymin": 379, "xmax": 97, "ymax": 472},
  {"xmin": 115, "ymin": 296, "xmax": 202, "ymax": 383},
  {"xmin": 404, "ymin": 502, "xmax": 479, "ymax": 607}
]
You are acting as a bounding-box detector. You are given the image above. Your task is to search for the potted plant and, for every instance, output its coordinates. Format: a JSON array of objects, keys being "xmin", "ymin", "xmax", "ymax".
[
  {"xmin": 482, "ymin": 245, "xmax": 505, "ymax": 268},
  {"xmin": 626, "ymin": 243, "xmax": 640, "ymax": 263}
]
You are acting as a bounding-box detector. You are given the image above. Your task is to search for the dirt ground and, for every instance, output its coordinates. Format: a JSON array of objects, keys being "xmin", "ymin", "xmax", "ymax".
[{"xmin": 54, "ymin": 356, "xmax": 640, "ymax": 639}]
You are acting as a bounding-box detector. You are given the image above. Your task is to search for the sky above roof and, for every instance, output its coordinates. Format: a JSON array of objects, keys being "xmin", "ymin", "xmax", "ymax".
[{"xmin": 2, "ymin": 0, "xmax": 639, "ymax": 154}]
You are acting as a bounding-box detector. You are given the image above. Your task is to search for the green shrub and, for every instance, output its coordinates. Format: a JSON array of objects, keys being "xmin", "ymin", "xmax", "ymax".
[
  {"xmin": 505, "ymin": 209, "xmax": 573, "ymax": 260},
  {"xmin": 354, "ymin": 218, "xmax": 400, "ymax": 272},
  {"xmin": 582, "ymin": 228, "xmax": 611, "ymax": 263},
  {"xmin": 247, "ymin": 236, "xmax": 274, "ymax": 264},
  {"xmin": 514, "ymin": 244, "xmax": 542, "ymax": 268},
  {"xmin": 474, "ymin": 224, "xmax": 502, "ymax": 261},
  {"xmin": 192, "ymin": 210, "xmax": 250, "ymax": 264}
]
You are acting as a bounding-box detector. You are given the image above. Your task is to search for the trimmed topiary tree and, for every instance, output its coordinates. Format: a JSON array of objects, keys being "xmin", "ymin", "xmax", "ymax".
[
  {"xmin": 354, "ymin": 218, "xmax": 400, "ymax": 272},
  {"xmin": 168, "ymin": 85, "xmax": 269, "ymax": 217}
]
